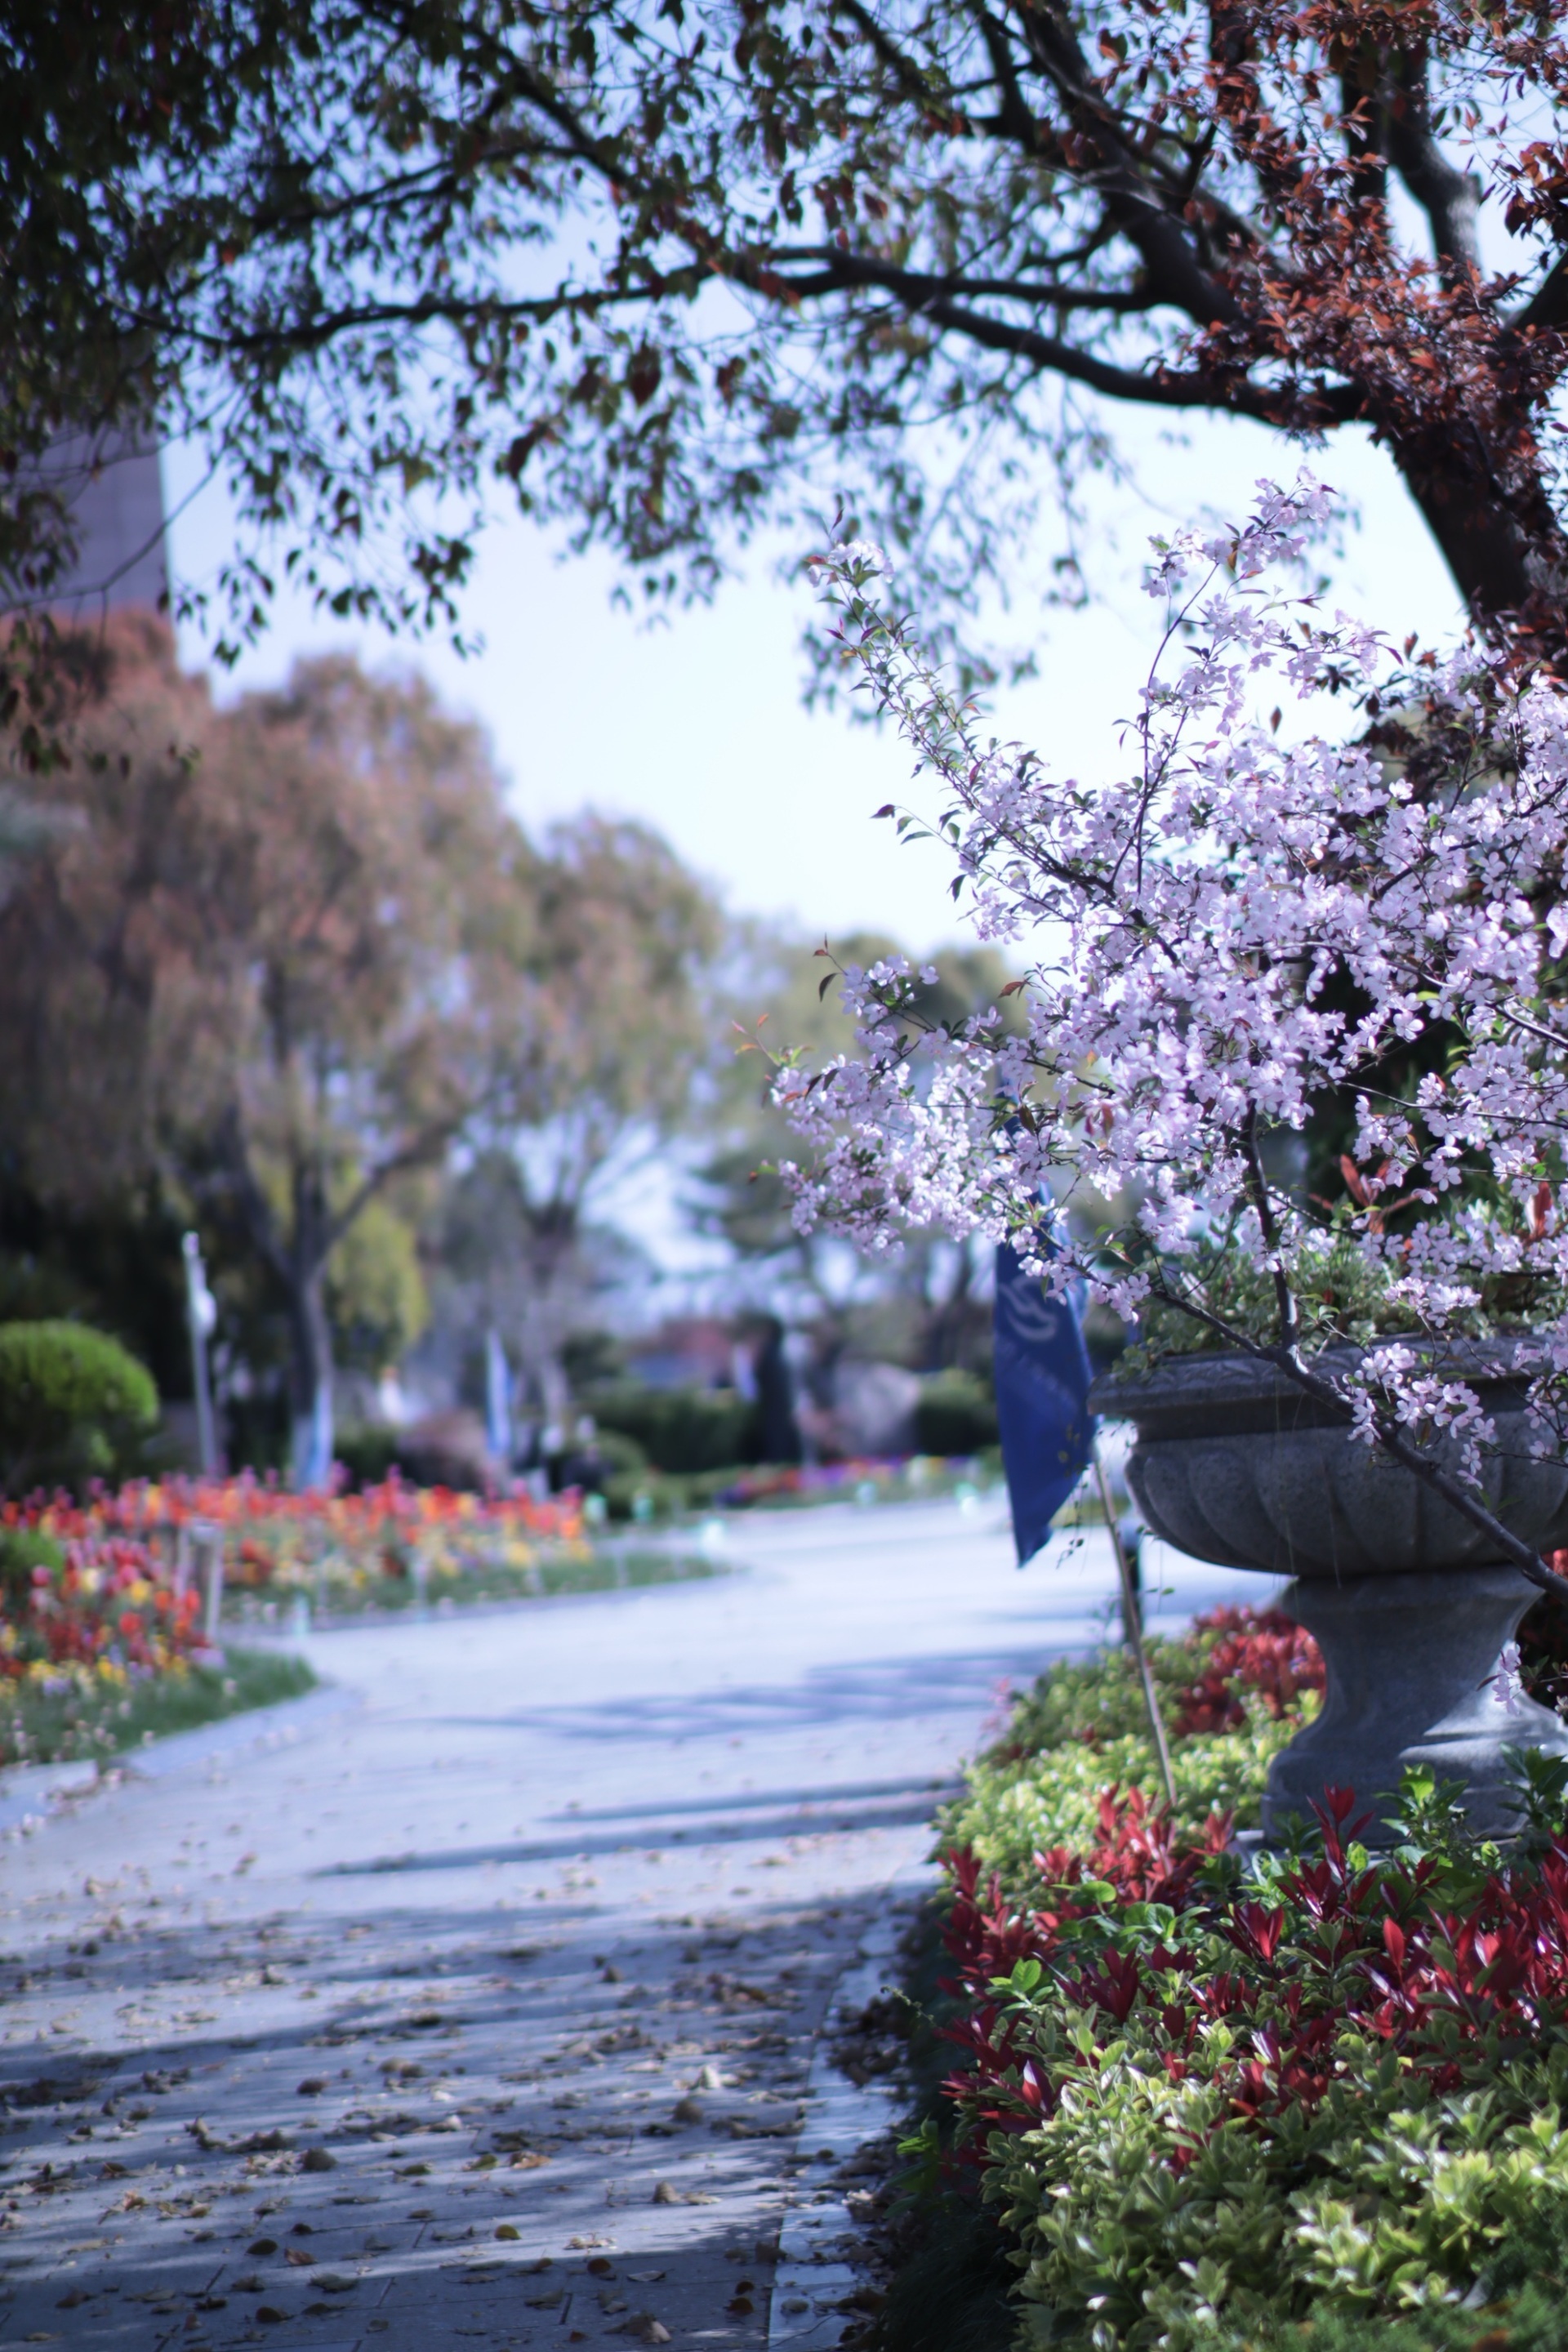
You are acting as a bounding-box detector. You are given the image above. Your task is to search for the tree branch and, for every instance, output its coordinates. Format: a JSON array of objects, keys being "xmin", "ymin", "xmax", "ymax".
[
  {"xmin": 768, "ymin": 248, "xmax": 1160, "ymax": 314},
  {"xmin": 996, "ymin": 0, "xmax": 1242, "ymax": 330},
  {"xmin": 322, "ymin": 1110, "xmax": 479, "ymax": 1258},
  {"xmin": 1236, "ymin": 1110, "xmax": 1301, "ymax": 1358},
  {"xmin": 875, "ymin": 287, "xmax": 1349, "ymax": 421},
  {"xmin": 1512, "ymin": 251, "xmax": 1568, "ymax": 336},
  {"xmin": 1384, "ymin": 54, "xmax": 1481, "ymax": 274}
]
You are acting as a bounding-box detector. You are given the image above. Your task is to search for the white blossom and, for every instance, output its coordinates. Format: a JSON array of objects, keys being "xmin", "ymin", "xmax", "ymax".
[{"xmin": 1494, "ymin": 1641, "xmax": 1527, "ymax": 1719}]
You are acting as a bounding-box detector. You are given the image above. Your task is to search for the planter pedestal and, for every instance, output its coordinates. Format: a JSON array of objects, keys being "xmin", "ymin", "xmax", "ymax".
[
  {"xmin": 1089, "ymin": 1348, "xmax": 1568, "ymax": 1843},
  {"xmin": 1266, "ymin": 1569, "xmax": 1568, "ymax": 1842}
]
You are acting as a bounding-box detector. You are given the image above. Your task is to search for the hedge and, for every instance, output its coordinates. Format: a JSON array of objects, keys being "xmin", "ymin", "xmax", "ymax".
[{"xmin": 920, "ymin": 1604, "xmax": 1568, "ymax": 2352}]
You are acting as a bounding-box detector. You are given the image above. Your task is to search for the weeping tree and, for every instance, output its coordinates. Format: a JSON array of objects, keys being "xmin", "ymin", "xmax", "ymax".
[{"xmin": 7, "ymin": 0, "xmax": 1568, "ymax": 674}]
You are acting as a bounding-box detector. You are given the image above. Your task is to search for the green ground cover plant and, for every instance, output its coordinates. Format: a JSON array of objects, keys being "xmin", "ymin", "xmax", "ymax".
[
  {"xmin": 894, "ymin": 1606, "xmax": 1568, "ymax": 2352},
  {"xmin": 1, "ymin": 1644, "xmax": 315, "ymax": 1770},
  {"xmin": 606, "ymin": 1451, "xmax": 1004, "ymax": 1524}
]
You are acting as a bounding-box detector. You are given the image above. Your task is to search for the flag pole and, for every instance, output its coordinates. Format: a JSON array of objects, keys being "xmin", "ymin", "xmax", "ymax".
[{"xmin": 1093, "ymin": 1442, "xmax": 1177, "ymax": 1811}]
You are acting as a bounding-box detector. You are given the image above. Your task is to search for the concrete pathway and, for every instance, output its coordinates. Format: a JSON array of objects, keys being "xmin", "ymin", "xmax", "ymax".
[{"xmin": 0, "ymin": 1501, "xmax": 1269, "ymax": 2352}]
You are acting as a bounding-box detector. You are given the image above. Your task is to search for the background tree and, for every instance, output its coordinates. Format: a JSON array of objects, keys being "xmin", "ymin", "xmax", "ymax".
[
  {"xmin": 0, "ymin": 620, "xmax": 536, "ymax": 1481},
  {"xmin": 194, "ymin": 657, "xmax": 535, "ymax": 1482},
  {"xmin": 694, "ymin": 930, "xmax": 1023, "ymax": 1367},
  {"xmin": 446, "ymin": 813, "xmax": 728, "ymax": 1428},
  {"xmin": 7, "ymin": 0, "xmax": 1568, "ymax": 669}
]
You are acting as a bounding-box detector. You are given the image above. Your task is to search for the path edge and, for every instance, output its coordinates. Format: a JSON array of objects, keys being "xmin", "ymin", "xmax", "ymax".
[
  {"xmin": 0, "ymin": 1680, "xmax": 361, "ymax": 1837},
  {"xmin": 768, "ymin": 1853, "xmax": 937, "ymax": 2348}
]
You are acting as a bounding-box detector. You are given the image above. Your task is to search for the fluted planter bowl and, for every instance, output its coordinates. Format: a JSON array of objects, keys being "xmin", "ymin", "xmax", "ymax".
[{"xmin": 1089, "ymin": 1346, "xmax": 1568, "ymax": 1841}]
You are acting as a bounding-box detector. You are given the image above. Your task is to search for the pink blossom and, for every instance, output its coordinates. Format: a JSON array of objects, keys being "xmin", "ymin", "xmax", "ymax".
[{"xmin": 777, "ymin": 479, "xmax": 1568, "ymax": 1574}]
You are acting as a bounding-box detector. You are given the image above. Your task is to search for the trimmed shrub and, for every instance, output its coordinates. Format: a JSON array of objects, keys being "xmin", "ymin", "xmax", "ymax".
[
  {"xmin": 586, "ymin": 1428, "xmax": 648, "ymax": 1481},
  {"xmin": 333, "ymin": 1425, "xmax": 404, "ymax": 1491},
  {"xmin": 0, "ymin": 1321, "xmax": 158, "ymax": 1494},
  {"xmin": 914, "ymin": 1367, "xmax": 998, "ymax": 1456},
  {"xmin": 920, "ymin": 1609, "xmax": 1568, "ymax": 2352},
  {"xmin": 586, "ymin": 1382, "xmax": 760, "ymax": 1473}
]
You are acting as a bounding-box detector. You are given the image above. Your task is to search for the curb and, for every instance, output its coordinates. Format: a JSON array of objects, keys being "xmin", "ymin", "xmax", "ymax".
[
  {"xmin": 768, "ymin": 1855, "xmax": 937, "ymax": 2349},
  {"xmin": 0, "ymin": 1682, "xmax": 362, "ymax": 1837},
  {"xmin": 0, "ymin": 1757, "xmax": 100, "ymax": 1838},
  {"xmin": 122, "ymin": 1680, "xmax": 362, "ymax": 1778}
]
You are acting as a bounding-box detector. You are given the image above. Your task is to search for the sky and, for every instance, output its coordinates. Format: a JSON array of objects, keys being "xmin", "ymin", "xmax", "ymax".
[{"xmin": 163, "ymin": 406, "xmax": 1471, "ymax": 960}]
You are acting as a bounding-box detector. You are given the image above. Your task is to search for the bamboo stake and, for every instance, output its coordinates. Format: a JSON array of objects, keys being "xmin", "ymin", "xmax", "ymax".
[{"xmin": 1093, "ymin": 1445, "xmax": 1178, "ymax": 1812}]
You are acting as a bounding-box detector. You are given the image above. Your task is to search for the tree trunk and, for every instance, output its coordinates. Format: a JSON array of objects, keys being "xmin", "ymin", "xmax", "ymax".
[
  {"xmin": 1384, "ymin": 423, "xmax": 1568, "ymax": 657},
  {"xmin": 204, "ymin": 1108, "xmax": 344, "ymax": 1489},
  {"xmin": 286, "ymin": 1263, "xmax": 335, "ymax": 1492}
]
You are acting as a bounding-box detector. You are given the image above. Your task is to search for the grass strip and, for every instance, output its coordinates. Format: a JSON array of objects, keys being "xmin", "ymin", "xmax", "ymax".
[
  {"xmin": 224, "ymin": 1546, "xmax": 723, "ymax": 1626},
  {"xmin": 1, "ymin": 1646, "xmax": 317, "ymax": 1770}
]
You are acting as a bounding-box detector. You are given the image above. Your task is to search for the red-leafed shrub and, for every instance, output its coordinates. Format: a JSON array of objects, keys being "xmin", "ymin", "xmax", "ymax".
[
  {"xmin": 932, "ymin": 1635, "xmax": 1568, "ymax": 2347},
  {"xmin": 1171, "ymin": 1606, "xmax": 1325, "ymax": 1737}
]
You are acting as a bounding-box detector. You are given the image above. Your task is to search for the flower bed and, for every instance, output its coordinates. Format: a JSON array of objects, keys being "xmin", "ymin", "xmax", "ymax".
[
  {"xmin": 927, "ymin": 1605, "xmax": 1568, "ymax": 2351},
  {"xmin": 7, "ymin": 1472, "xmax": 593, "ymax": 1622},
  {"xmin": 0, "ymin": 1513, "xmax": 313, "ymax": 1768},
  {"xmin": 1, "ymin": 1469, "xmax": 724, "ymax": 1643}
]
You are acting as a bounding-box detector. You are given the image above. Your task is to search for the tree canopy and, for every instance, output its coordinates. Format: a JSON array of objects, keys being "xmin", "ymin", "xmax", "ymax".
[
  {"xmin": 0, "ymin": 617, "xmax": 733, "ymax": 1474},
  {"xmin": 0, "ymin": 619, "xmax": 534, "ymax": 1477},
  {"xmin": 440, "ymin": 812, "xmax": 728, "ymax": 1424},
  {"xmin": 7, "ymin": 0, "xmax": 1568, "ymax": 668}
]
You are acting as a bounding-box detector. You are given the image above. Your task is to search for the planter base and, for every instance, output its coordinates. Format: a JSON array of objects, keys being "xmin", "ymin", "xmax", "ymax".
[{"xmin": 1265, "ymin": 1570, "xmax": 1568, "ymax": 1844}]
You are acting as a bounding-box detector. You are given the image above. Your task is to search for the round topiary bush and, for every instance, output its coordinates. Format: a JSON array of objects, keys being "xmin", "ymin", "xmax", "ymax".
[{"xmin": 0, "ymin": 1321, "xmax": 159, "ymax": 1496}]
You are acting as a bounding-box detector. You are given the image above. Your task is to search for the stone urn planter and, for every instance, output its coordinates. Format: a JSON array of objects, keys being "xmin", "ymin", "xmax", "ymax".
[{"xmin": 1089, "ymin": 1347, "xmax": 1568, "ymax": 1841}]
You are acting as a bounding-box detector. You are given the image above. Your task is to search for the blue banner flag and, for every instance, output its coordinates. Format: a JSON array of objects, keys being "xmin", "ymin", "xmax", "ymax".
[{"xmin": 993, "ymin": 1238, "xmax": 1096, "ymax": 1567}]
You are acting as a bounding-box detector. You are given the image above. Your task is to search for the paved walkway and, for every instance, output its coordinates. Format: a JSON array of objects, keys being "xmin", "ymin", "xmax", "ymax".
[{"xmin": 0, "ymin": 1501, "xmax": 1266, "ymax": 2352}]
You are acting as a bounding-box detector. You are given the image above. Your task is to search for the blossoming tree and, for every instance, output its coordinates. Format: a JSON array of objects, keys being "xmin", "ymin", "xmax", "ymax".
[{"xmin": 777, "ymin": 478, "xmax": 1568, "ymax": 1615}]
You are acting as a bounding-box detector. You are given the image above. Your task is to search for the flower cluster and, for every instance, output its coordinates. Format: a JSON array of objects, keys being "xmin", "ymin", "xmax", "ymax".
[
  {"xmin": 13, "ymin": 1470, "xmax": 582, "ymax": 1548},
  {"xmin": 783, "ymin": 484, "xmax": 1568, "ymax": 1577}
]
